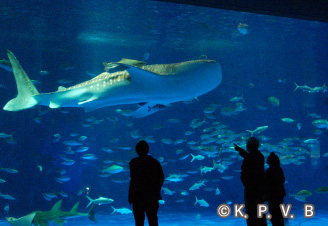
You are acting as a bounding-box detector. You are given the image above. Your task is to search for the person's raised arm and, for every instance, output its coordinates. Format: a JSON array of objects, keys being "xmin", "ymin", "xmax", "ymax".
[{"xmin": 234, "ymin": 143, "xmax": 248, "ymax": 158}]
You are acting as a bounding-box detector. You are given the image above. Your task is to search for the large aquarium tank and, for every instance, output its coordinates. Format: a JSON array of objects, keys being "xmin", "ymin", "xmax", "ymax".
[{"xmin": 0, "ymin": 0, "xmax": 327, "ymax": 225}]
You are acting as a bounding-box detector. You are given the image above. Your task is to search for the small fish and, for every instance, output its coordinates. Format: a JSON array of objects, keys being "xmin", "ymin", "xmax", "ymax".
[
  {"xmin": 190, "ymin": 154, "xmax": 205, "ymax": 162},
  {"xmin": 185, "ymin": 131, "xmax": 194, "ymax": 136},
  {"xmin": 246, "ymin": 126, "xmax": 268, "ymax": 136},
  {"xmin": 230, "ymin": 96, "xmax": 244, "ymax": 102},
  {"xmin": 4, "ymin": 204, "xmax": 9, "ymax": 213},
  {"xmin": 31, "ymin": 80, "xmax": 42, "ymax": 85},
  {"xmin": 42, "ymin": 192, "xmax": 58, "ymax": 200},
  {"xmin": 39, "ymin": 71, "xmax": 49, "ymax": 75},
  {"xmin": 61, "ymin": 159, "xmax": 75, "ymax": 166},
  {"xmin": 291, "ymin": 190, "xmax": 312, "ymax": 202},
  {"xmin": 55, "ymin": 176, "xmax": 71, "ymax": 183},
  {"xmin": 76, "ymin": 147, "xmax": 89, "ymax": 152},
  {"xmin": 0, "ymin": 59, "xmax": 12, "ymax": 72},
  {"xmin": 194, "ymin": 196, "xmax": 209, "ymax": 207},
  {"xmin": 4, "ymin": 137, "xmax": 17, "ymax": 145},
  {"xmin": 161, "ymin": 138, "xmax": 173, "ymax": 145},
  {"xmin": 1, "ymin": 168, "xmax": 18, "ymax": 174},
  {"xmin": 81, "ymin": 154, "xmax": 97, "ymax": 160},
  {"xmin": 189, "ymin": 180, "xmax": 206, "ymax": 191},
  {"xmin": 161, "ymin": 187, "xmax": 175, "ymax": 195},
  {"xmin": 303, "ymin": 138, "xmax": 319, "ymax": 144},
  {"xmin": 78, "ymin": 136, "xmax": 88, "ymax": 141},
  {"xmin": 53, "ymin": 133, "xmax": 61, "ymax": 143},
  {"xmin": 86, "ymin": 196, "xmax": 114, "ymax": 207},
  {"xmin": 181, "ymin": 191, "xmax": 190, "ymax": 196},
  {"xmin": 69, "ymin": 132, "xmax": 80, "ymax": 137},
  {"xmin": 37, "ymin": 164, "xmax": 43, "ymax": 172},
  {"xmin": 0, "ymin": 133, "xmax": 12, "ymax": 139},
  {"xmin": 60, "ymin": 63, "xmax": 75, "ymax": 70},
  {"xmin": 199, "ymin": 54, "xmax": 208, "ymax": 60},
  {"xmin": 33, "ymin": 116, "xmax": 42, "ymax": 124},
  {"xmin": 0, "ymin": 194, "xmax": 15, "ymax": 200},
  {"xmin": 268, "ymin": 97, "xmax": 280, "ymax": 107},
  {"xmin": 237, "ymin": 23, "xmax": 249, "ymax": 35},
  {"xmin": 63, "ymin": 140, "xmax": 82, "ymax": 146},
  {"xmin": 312, "ymin": 119, "xmax": 328, "ymax": 129},
  {"xmin": 101, "ymin": 147, "xmax": 113, "ymax": 153},
  {"xmin": 85, "ymin": 71, "xmax": 98, "ymax": 77},
  {"xmin": 102, "ymin": 165, "xmax": 123, "ymax": 174},
  {"xmin": 315, "ymin": 186, "xmax": 328, "ymax": 194},
  {"xmin": 281, "ymin": 118, "xmax": 294, "ymax": 123},
  {"xmin": 165, "ymin": 174, "xmax": 184, "ymax": 182},
  {"xmin": 111, "ymin": 206, "xmax": 132, "ymax": 215},
  {"xmin": 297, "ymin": 123, "xmax": 302, "ymax": 130},
  {"xmin": 294, "ymin": 83, "xmax": 313, "ymax": 92},
  {"xmin": 307, "ymin": 113, "xmax": 321, "ymax": 119},
  {"xmin": 57, "ymin": 79, "xmax": 73, "ymax": 84}
]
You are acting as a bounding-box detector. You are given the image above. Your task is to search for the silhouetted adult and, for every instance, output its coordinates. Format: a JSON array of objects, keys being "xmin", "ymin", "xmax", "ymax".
[
  {"xmin": 129, "ymin": 140, "xmax": 164, "ymax": 226},
  {"xmin": 234, "ymin": 137, "xmax": 267, "ymax": 226},
  {"xmin": 265, "ymin": 152, "xmax": 286, "ymax": 226}
]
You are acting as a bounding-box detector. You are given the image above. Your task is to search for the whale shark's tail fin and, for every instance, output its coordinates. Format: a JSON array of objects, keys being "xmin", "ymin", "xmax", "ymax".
[{"xmin": 3, "ymin": 50, "xmax": 39, "ymax": 111}]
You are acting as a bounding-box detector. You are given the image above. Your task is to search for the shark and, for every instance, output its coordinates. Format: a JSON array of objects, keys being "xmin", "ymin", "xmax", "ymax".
[
  {"xmin": 5, "ymin": 200, "xmax": 96, "ymax": 226},
  {"xmin": 3, "ymin": 50, "xmax": 222, "ymax": 117}
]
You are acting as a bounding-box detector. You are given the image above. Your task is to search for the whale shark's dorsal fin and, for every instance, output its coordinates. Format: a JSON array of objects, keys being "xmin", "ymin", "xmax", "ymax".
[
  {"xmin": 51, "ymin": 200, "xmax": 63, "ymax": 212},
  {"xmin": 117, "ymin": 58, "xmax": 146, "ymax": 67},
  {"xmin": 103, "ymin": 59, "xmax": 146, "ymax": 72},
  {"xmin": 57, "ymin": 86, "xmax": 66, "ymax": 92}
]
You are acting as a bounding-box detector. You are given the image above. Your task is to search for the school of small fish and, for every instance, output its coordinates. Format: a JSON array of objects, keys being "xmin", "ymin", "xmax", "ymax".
[{"xmin": 0, "ymin": 49, "xmax": 327, "ymax": 213}]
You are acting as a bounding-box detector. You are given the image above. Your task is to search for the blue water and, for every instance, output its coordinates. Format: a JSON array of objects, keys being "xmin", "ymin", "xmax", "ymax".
[{"xmin": 0, "ymin": 0, "xmax": 327, "ymax": 225}]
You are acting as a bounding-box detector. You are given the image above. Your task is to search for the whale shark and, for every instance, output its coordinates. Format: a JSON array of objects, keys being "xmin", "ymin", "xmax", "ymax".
[
  {"xmin": 3, "ymin": 50, "xmax": 222, "ymax": 117},
  {"xmin": 5, "ymin": 200, "xmax": 96, "ymax": 226}
]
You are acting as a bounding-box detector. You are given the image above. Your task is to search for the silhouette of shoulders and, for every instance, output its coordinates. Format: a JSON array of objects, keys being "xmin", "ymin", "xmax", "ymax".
[{"xmin": 129, "ymin": 154, "xmax": 164, "ymax": 203}]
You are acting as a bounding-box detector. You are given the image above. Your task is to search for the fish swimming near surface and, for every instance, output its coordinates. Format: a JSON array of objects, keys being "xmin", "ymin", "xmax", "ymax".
[
  {"xmin": 5, "ymin": 200, "xmax": 96, "ymax": 226},
  {"xmin": 3, "ymin": 50, "xmax": 222, "ymax": 117}
]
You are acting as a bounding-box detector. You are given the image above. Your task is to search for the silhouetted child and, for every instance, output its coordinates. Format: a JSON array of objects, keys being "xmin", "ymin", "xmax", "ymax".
[{"xmin": 265, "ymin": 152, "xmax": 286, "ymax": 226}]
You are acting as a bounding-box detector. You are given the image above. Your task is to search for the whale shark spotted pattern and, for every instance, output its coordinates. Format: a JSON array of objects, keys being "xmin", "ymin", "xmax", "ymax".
[{"xmin": 3, "ymin": 50, "xmax": 222, "ymax": 117}]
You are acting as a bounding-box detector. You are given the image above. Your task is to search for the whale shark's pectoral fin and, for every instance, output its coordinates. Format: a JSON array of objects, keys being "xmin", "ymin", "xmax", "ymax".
[
  {"xmin": 6, "ymin": 212, "xmax": 36, "ymax": 226},
  {"xmin": 49, "ymin": 101, "xmax": 61, "ymax": 109},
  {"xmin": 133, "ymin": 103, "xmax": 166, "ymax": 118},
  {"xmin": 78, "ymin": 97, "xmax": 97, "ymax": 105}
]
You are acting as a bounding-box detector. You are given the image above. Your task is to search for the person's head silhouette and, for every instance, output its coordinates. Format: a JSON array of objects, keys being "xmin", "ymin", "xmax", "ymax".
[
  {"xmin": 267, "ymin": 152, "xmax": 280, "ymax": 167},
  {"xmin": 136, "ymin": 140, "xmax": 149, "ymax": 156},
  {"xmin": 246, "ymin": 137, "xmax": 259, "ymax": 152}
]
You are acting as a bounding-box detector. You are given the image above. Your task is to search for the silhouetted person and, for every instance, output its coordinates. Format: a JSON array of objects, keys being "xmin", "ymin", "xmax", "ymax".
[
  {"xmin": 265, "ymin": 152, "xmax": 286, "ymax": 226},
  {"xmin": 234, "ymin": 137, "xmax": 267, "ymax": 226},
  {"xmin": 129, "ymin": 140, "xmax": 164, "ymax": 226}
]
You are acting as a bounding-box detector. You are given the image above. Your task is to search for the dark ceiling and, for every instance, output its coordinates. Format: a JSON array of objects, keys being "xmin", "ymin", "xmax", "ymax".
[{"xmin": 154, "ymin": 0, "xmax": 328, "ymax": 23}]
